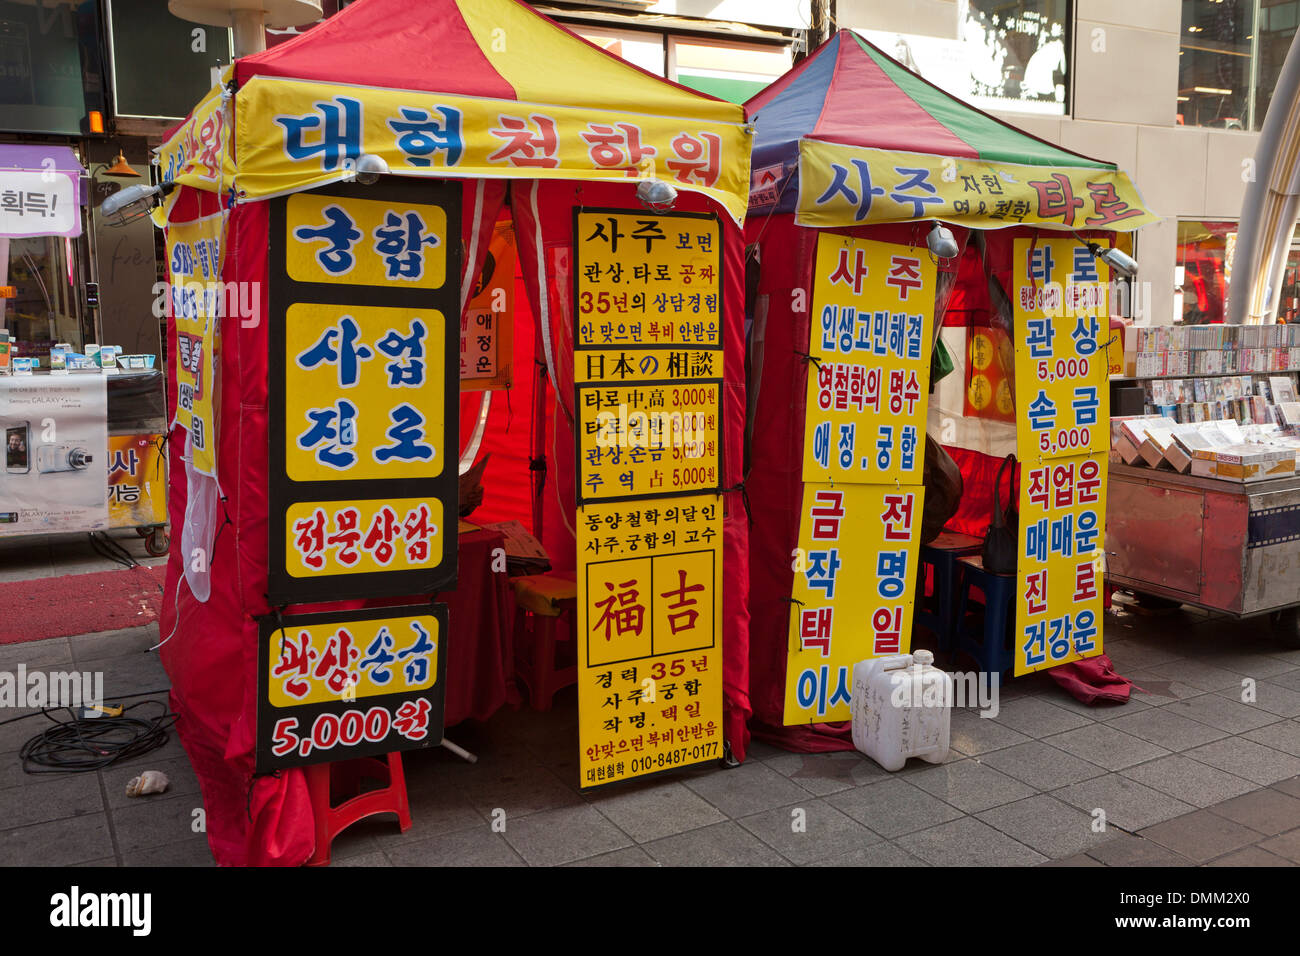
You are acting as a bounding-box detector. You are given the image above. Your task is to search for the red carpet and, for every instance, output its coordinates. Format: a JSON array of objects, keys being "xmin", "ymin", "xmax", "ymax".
[{"xmin": 0, "ymin": 565, "xmax": 165, "ymax": 644}]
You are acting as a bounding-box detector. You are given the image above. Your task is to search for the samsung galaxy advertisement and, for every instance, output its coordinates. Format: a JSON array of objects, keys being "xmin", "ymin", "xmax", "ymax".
[{"xmin": 0, "ymin": 375, "xmax": 108, "ymax": 535}]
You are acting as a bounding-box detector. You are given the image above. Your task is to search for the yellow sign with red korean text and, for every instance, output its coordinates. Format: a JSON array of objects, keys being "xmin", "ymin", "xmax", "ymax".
[
  {"xmin": 573, "ymin": 210, "xmax": 725, "ymax": 788},
  {"xmin": 164, "ymin": 209, "xmax": 223, "ymax": 476},
  {"xmin": 158, "ymin": 67, "xmax": 234, "ymax": 190},
  {"xmin": 577, "ymin": 496, "xmax": 724, "ymax": 787},
  {"xmin": 803, "ymin": 234, "xmax": 934, "ymax": 486},
  {"xmin": 235, "ymin": 76, "xmax": 751, "ymax": 223},
  {"xmin": 783, "ymin": 482, "xmax": 925, "ymax": 724},
  {"xmin": 797, "ymin": 141, "xmax": 1158, "ymax": 231}
]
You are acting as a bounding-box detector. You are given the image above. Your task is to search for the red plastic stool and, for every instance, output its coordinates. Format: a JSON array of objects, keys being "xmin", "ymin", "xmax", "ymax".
[
  {"xmin": 511, "ymin": 572, "xmax": 578, "ymax": 711},
  {"xmin": 304, "ymin": 752, "xmax": 411, "ymax": 867}
]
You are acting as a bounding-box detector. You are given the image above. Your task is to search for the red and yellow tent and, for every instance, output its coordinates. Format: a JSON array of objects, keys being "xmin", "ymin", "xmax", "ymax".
[{"xmin": 158, "ymin": 0, "xmax": 753, "ymax": 866}]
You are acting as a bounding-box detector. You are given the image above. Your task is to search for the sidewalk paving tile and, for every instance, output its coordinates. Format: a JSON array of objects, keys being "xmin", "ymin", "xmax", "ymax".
[
  {"xmin": 1120, "ymin": 755, "xmax": 1258, "ymax": 808},
  {"xmin": 1138, "ymin": 809, "xmax": 1262, "ymax": 863},
  {"xmin": 1184, "ymin": 737, "xmax": 1300, "ymax": 785},
  {"xmin": 563, "ymin": 846, "xmax": 659, "ymax": 867},
  {"xmin": 1159, "ymin": 694, "xmax": 1280, "ymax": 734},
  {"xmin": 896, "ymin": 816, "xmax": 1047, "ymax": 867},
  {"xmin": 976, "ymin": 794, "xmax": 1119, "ymax": 859},
  {"xmin": 1204, "ymin": 846, "xmax": 1295, "ymax": 866},
  {"xmin": 1216, "ymin": 681, "xmax": 1300, "ymax": 718},
  {"xmin": 1044, "ymin": 723, "xmax": 1171, "ymax": 770},
  {"xmin": 1108, "ymin": 708, "xmax": 1229, "ymax": 751},
  {"xmin": 826, "ymin": 777, "xmax": 964, "ymax": 837},
  {"xmin": 1257, "ymin": 828, "xmax": 1300, "ymax": 863},
  {"xmin": 500, "ymin": 803, "xmax": 631, "ymax": 867},
  {"xmin": 906, "ymin": 759, "xmax": 1036, "ymax": 813},
  {"xmin": 642, "ymin": 821, "xmax": 790, "ymax": 866},
  {"xmin": 736, "ymin": 799, "xmax": 882, "ymax": 866},
  {"xmin": 1084, "ymin": 833, "xmax": 1193, "ymax": 867},
  {"xmin": 679, "ymin": 759, "xmax": 809, "ymax": 819},
  {"xmin": 762, "ymin": 750, "xmax": 888, "ymax": 795},
  {"xmin": 1206, "ymin": 788, "xmax": 1300, "ymax": 836},
  {"xmin": 990, "ymin": 697, "xmax": 1093, "ymax": 738},
  {"xmin": 980, "ymin": 740, "xmax": 1108, "ymax": 791},
  {"xmin": 586, "ymin": 779, "xmax": 726, "ymax": 843},
  {"xmin": 812, "ymin": 842, "xmax": 928, "ymax": 867},
  {"xmin": 385, "ymin": 829, "xmax": 524, "ymax": 867},
  {"xmin": 1053, "ymin": 774, "xmax": 1195, "ymax": 832},
  {"xmin": 948, "ymin": 710, "xmax": 1031, "ymax": 756}
]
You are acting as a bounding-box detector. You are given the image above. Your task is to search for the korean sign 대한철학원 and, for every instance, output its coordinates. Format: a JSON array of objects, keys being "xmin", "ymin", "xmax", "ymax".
[
  {"xmin": 803, "ymin": 235, "xmax": 934, "ymax": 486},
  {"xmin": 233, "ymin": 76, "xmax": 750, "ymax": 224},
  {"xmin": 268, "ymin": 179, "xmax": 460, "ymax": 604},
  {"xmin": 573, "ymin": 209, "xmax": 725, "ymax": 788},
  {"xmin": 165, "ymin": 207, "xmax": 223, "ymax": 476},
  {"xmin": 577, "ymin": 495, "xmax": 724, "ymax": 787},
  {"xmin": 1012, "ymin": 237, "xmax": 1111, "ymax": 462},
  {"xmin": 461, "ymin": 217, "xmax": 515, "ymax": 391},
  {"xmin": 783, "ymin": 481, "xmax": 925, "ymax": 724},
  {"xmin": 256, "ymin": 604, "xmax": 447, "ymax": 771}
]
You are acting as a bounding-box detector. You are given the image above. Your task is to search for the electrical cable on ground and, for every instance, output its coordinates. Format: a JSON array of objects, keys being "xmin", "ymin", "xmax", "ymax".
[{"xmin": 13, "ymin": 694, "xmax": 177, "ymax": 775}]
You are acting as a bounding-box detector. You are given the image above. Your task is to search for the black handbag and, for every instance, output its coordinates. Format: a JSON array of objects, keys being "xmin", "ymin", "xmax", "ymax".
[{"xmin": 981, "ymin": 453, "xmax": 1018, "ymax": 575}]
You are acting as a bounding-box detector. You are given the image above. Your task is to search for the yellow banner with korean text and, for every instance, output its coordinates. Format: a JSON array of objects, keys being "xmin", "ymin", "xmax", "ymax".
[
  {"xmin": 1015, "ymin": 453, "xmax": 1107, "ymax": 675},
  {"xmin": 1011, "ymin": 237, "xmax": 1112, "ymax": 460},
  {"xmin": 796, "ymin": 140, "xmax": 1159, "ymax": 232},
  {"xmin": 158, "ymin": 67, "xmax": 235, "ymax": 190},
  {"xmin": 164, "ymin": 208, "xmax": 223, "ymax": 476},
  {"xmin": 106, "ymin": 435, "xmax": 167, "ymax": 528},
  {"xmin": 234, "ymin": 77, "xmax": 751, "ymax": 223},
  {"xmin": 783, "ymin": 482, "xmax": 925, "ymax": 725},
  {"xmin": 461, "ymin": 218, "xmax": 516, "ymax": 391},
  {"xmin": 803, "ymin": 234, "xmax": 934, "ymax": 486},
  {"xmin": 576, "ymin": 495, "xmax": 725, "ymax": 787},
  {"xmin": 1012, "ymin": 236, "xmax": 1109, "ymax": 675}
]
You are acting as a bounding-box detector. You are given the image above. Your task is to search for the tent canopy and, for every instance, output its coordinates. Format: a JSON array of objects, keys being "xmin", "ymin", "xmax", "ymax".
[
  {"xmin": 745, "ymin": 31, "xmax": 1156, "ymax": 232},
  {"xmin": 159, "ymin": 0, "xmax": 751, "ymax": 221}
]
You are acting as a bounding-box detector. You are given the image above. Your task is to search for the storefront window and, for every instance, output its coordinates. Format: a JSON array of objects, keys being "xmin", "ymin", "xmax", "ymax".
[
  {"xmin": 670, "ymin": 38, "xmax": 791, "ymax": 103},
  {"xmin": 1179, "ymin": 0, "xmax": 1300, "ymax": 130},
  {"xmin": 862, "ymin": 0, "xmax": 1071, "ymax": 115},
  {"xmin": 0, "ymin": 233, "xmax": 90, "ymax": 360},
  {"xmin": 0, "ymin": 0, "xmax": 107, "ymax": 136},
  {"xmin": 572, "ymin": 27, "xmax": 666, "ymax": 76}
]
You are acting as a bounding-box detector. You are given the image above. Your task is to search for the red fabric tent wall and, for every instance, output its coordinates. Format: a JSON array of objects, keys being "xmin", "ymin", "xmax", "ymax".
[{"xmin": 160, "ymin": 180, "xmax": 504, "ymax": 866}]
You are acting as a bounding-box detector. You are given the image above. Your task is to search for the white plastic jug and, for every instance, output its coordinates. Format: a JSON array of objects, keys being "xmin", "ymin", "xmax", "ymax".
[{"xmin": 850, "ymin": 649, "xmax": 953, "ymax": 772}]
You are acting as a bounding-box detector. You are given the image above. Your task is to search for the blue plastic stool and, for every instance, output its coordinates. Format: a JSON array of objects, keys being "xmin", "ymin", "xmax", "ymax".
[
  {"xmin": 916, "ymin": 532, "xmax": 983, "ymax": 652},
  {"xmin": 954, "ymin": 554, "xmax": 1016, "ymax": 676}
]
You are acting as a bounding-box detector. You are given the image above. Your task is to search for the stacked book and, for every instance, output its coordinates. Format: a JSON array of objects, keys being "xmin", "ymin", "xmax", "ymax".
[
  {"xmin": 1125, "ymin": 324, "xmax": 1300, "ymax": 378},
  {"xmin": 1111, "ymin": 414, "xmax": 1300, "ymax": 481},
  {"xmin": 1144, "ymin": 374, "xmax": 1295, "ymax": 424}
]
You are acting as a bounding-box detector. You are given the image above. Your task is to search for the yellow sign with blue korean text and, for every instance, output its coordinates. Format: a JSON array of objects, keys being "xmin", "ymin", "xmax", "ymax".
[
  {"xmin": 1012, "ymin": 237, "xmax": 1112, "ymax": 460},
  {"xmin": 234, "ymin": 76, "xmax": 751, "ymax": 223},
  {"xmin": 164, "ymin": 207, "xmax": 223, "ymax": 477},
  {"xmin": 268, "ymin": 180, "xmax": 460, "ymax": 604},
  {"xmin": 783, "ymin": 482, "xmax": 924, "ymax": 725},
  {"xmin": 804, "ymin": 235, "xmax": 934, "ymax": 486},
  {"xmin": 1012, "ymin": 237, "xmax": 1108, "ymax": 675},
  {"xmin": 576, "ymin": 495, "xmax": 724, "ymax": 787},
  {"xmin": 286, "ymin": 192, "xmax": 448, "ymax": 289},
  {"xmin": 285, "ymin": 303, "xmax": 446, "ymax": 483},
  {"xmin": 1014, "ymin": 453, "xmax": 1107, "ymax": 675},
  {"xmin": 797, "ymin": 141, "xmax": 1158, "ymax": 232}
]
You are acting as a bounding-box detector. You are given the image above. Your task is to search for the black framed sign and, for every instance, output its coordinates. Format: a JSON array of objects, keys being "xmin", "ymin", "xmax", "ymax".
[
  {"xmin": 268, "ymin": 179, "xmax": 461, "ymax": 604},
  {"xmin": 571, "ymin": 208, "xmax": 724, "ymax": 505},
  {"xmin": 256, "ymin": 603, "xmax": 448, "ymax": 772}
]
